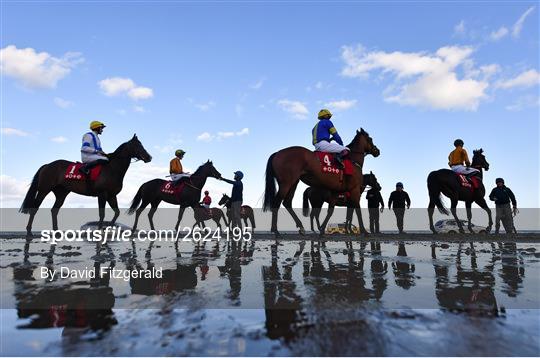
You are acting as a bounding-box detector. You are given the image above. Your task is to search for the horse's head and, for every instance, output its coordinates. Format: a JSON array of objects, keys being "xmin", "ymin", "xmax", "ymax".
[
  {"xmin": 364, "ymin": 171, "xmax": 382, "ymax": 191},
  {"xmin": 349, "ymin": 128, "xmax": 380, "ymax": 158},
  {"xmin": 218, "ymin": 193, "xmax": 230, "ymax": 206},
  {"xmin": 198, "ymin": 160, "xmax": 222, "ymax": 179},
  {"xmin": 472, "ymin": 148, "xmax": 489, "ymax": 171},
  {"xmin": 126, "ymin": 134, "xmax": 152, "ymax": 163}
]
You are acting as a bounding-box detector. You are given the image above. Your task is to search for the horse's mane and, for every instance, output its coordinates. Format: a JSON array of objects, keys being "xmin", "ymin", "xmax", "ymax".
[
  {"xmin": 108, "ymin": 140, "xmax": 132, "ymax": 159},
  {"xmin": 347, "ymin": 128, "xmax": 370, "ymax": 148},
  {"xmin": 192, "ymin": 160, "xmax": 213, "ymax": 175}
]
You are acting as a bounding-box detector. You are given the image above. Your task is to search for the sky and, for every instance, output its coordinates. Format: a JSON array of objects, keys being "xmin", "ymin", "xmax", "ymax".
[{"xmin": 1, "ymin": 1, "xmax": 539, "ymax": 210}]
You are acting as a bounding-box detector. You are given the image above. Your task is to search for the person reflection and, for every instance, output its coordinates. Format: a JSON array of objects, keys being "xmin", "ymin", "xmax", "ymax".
[
  {"xmin": 498, "ymin": 242, "xmax": 525, "ymax": 297},
  {"xmin": 392, "ymin": 242, "xmax": 416, "ymax": 289}
]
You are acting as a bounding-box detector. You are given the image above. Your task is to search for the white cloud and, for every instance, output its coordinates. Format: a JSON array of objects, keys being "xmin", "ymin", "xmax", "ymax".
[
  {"xmin": 1, "ymin": 127, "xmax": 29, "ymax": 136},
  {"xmin": 194, "ymin": 101, "xmax": 216, "ymax": 112},
  {"xmin": 0, "ymin": 45, "xmax": 83, "ymax": 89},
  {"xmin": 453, "ymin": 20, "xmax": 466, "ymax": 36},
  {"xmin": 250, "ymin": 78, "xmax": 266, "ymax": 90},
  {"xmin": 236, "ymin": 127, "xmax": 249, "ymax": 136},
  {"xmin": 324, "ymin": 99, "xmax": 357, "ymax": 111},
  {"xmin": 0, "ymin": 174, "xmax": 29, "ymax": 206},
  {"xmin": 153, "ymin": 145, "xmax": 174, "ymax": 153},
  {"xmin": 496, "ymin": 69, "xmax": 540, "ymax": 89},
  {"xmin": 489, "ymin": 26, "xmax": 509, "ymax": 41},
  {"xmin": 277, "ymin": 99, "xmax": 309, "ymax": 119},
  {"xmin": 197, "ymin": 132, "xmax": 214, "ymax": 142},
  {"xmin": 51, "ymin": 136, "xmax": 67, "ymax": 143},
  {"xmin": 505, "ymin": 95, "xmax": 540, "ymax": 111},
  {"xmin": 512, "ymin": 6, "xmax": 535, "ymax": 38},
  {"xmin": 54, "ymin": 97, "xmax": 74, "ymax": 108},
  {"xmin": 341, "ymin": 44, "xmax": 489, "ymax": 111},
  {"xmin": 133, "ymin": 105, "xmax": 145, "ymax": 113},
  {"xmin": 98, "ymin": 77, "xmax": 154, "ymax": 100}
]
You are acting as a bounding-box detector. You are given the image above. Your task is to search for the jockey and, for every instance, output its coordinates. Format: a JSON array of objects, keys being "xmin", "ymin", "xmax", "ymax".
[
  {"xmin": 448, "ymin": 139, "xmax": 479, "ymax": 176},
  {"xmin": 170, "ymin": 149, "xmax": 190, "ymax": 186},
  {"xmin": 312, "ymin": 109, "xmax": 349, "ymax": 166},
  {"xmin": 80, "ymin": 121, "xmax": 108, "ymax": 175},
  {"xmin": 201, "ymin": 190, "xmax": 212, "ymax": 209}
]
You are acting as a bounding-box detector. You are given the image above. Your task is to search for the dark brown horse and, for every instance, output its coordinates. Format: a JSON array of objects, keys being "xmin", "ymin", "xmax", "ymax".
[
  {"xmin": 127, "ymin": 161, "xmax": 221, "ymax": 232},
  {"xmin": 218, "ymin": 194, "xmax": 256, "ymax": 231},
  {"xmin": 428, "ymin": 149, "xmax": 492, "ymax": 234},
  {"xmin": 302, "ymin": 172, "xmax": 382, "ymax": 235},
  {"xmin": 263, "ymin": 129, "xmax": 380, "ymax": 237},
  {"xmin": 192, "ymin": 206, "xmax": 229, "ymax": 230},
  {"xmin": 20, "ymin": 135, "xmax": 152, "ymax": 236}
]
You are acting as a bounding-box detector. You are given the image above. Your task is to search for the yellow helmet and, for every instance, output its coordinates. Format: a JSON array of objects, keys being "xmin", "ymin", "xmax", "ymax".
[
  {"xmin": 318, "ymin": 109, "xmax": 332, "ymax": 120},
  {"xmin": 90, "ymin": 121, "xmax": 106, "ymax": 130}
]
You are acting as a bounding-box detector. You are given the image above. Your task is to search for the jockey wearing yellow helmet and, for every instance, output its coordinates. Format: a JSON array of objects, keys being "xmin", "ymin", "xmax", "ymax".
[
  {"xmin": 80, "ymin": 121, "xmax": 108, "ymax": 174},
  {"xmin": 170, "ymin": 149, "xmax": 191, "ymax": 185},
  {"xmin": 312, "ymin": 109, "xmax": 350, "ymax": 165}
]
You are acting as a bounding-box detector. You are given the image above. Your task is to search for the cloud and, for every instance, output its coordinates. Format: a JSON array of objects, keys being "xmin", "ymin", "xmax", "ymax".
[
  {"xmin": 250, "ymin": 78, "xmax": 266, "ymax": 90},
  {"xmin": 54, "ymin": 97, "xmax": 74, "ymax": 108},
  {"xmin": 505, "ymin": 95, "xmax": 540, "ymax": 111},
  {"xmin": 194, "ymin": 101, "xmax": 216, "ymax": 112},
  {"xmin": 133, "ymin": 105, "xmax": 145, "ymax": 113},
  {"xmin": 98, "ymin": 77, "xmax": 154, "ymax": 100},
  {"xmin": 0, "ymin": 174, "xmax": 29, "ymax": 206},
  {"xmin": 197, "ymin": 128, "xmax": 249, "ymax": 142},
  {"xmin": 0, "ymin": 45, "xmax": 83, "ymax": 89},
  {"xmin": 1, "ymin": 127, "xmax": 29, "ymax": 136},
  {"xmin": 496, "ymin": 69, "xmax": 540, "ymax": 89},
  {"xmin": 277, "ymin": 99, "xmax": 309, "ymax": 119},
  {"xmin": 489, "ymin": 26, "xmax": 509, "ymax": 41},
  {"xmin": 324, "ymin": 99, "xmax": 357, "ymax": 112},
  {"xmin": 340, "ymin": 44, "xmax": 489, "ymax": 111},
  {"xmin": 453, "ymin": 20, "xmax": 466, "ymax": 36},
  {"xmin": 512, "ymin": 6, "xmax": 535, "ymax": 38},
  {"xmin": 153, "ymin": 145, "xmax": 174, "ymax": 153},
  {"xmin": 197, "ymin": 132, "xmax": 214, "ymax": 142},
  {"xmin": 51, "ymin": 136, "xmax": 68, "ymax": 143}
]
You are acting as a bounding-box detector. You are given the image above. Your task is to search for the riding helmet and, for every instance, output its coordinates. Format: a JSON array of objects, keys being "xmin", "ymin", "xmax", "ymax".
[
  {"xmin": 317, "ymin": 109, "xmax": 332, "ymax": 120},
  {"xmin": 454, "ymin": 139, "xmax": 464, "ymax": 147}
]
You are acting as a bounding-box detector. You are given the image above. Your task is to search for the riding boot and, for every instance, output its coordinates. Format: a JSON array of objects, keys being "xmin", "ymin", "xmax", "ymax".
[
  {"xmin": 335, "ymin": 150, "xmax": 348, "ymax": 168},
  {"xmin": 80, "ymin": 165, "xmax": 90, "ymax": 175}
]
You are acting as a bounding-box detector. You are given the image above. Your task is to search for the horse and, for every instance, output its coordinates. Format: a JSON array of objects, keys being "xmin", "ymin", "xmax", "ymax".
[
  {"xmin": 302, "ymin": 171, "xmax": 382, "ymax": 235},
  {"xmin": 263, "ymin": 129, "xmax": 380, "ymax": 237},
  {"xmin": 218, "ymin": 194, "xmax": 256, "ymax": 231},
  {"xmin": 192, "ymin": 205, "xmax": 229, "ymax": 230},
  {"xmin": 427, "ymin": 149, "xmax": 492, "ymax": 234},
  {"xmin": 20, "ymin": 134, "xmax": 152, "ymax": 236},
  {"xmin": 127, "ymin": 160, "xmax": 221, "ymax": 232}
]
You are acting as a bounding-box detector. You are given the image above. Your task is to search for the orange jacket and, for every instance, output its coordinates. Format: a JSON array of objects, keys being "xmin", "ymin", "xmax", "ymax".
[
  {"xmin": 170, "ymin": 158, "xmax": 183, "ymax": 174},
  {"xmin": 448, "ymin": 147, "xmax": 470, "ymax": 167}
]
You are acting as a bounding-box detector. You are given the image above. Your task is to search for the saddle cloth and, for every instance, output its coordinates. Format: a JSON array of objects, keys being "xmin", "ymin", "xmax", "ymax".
[
  {"xmin": 314, "ymin": 152, "xmax": 354, "ymax": 176},
  {"xmin": 457, "ymin": 174, "xmax": 481, "ymax": 191},
  {"xmin": 64, "ymin": 163, "xmax": 102, "ymax": 181}
]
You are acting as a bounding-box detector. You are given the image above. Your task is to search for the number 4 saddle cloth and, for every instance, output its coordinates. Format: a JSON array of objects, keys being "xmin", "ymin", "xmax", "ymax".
[
  {"xmin": 64, "ymin": 163, "xmax": 102, "ymax": 181},
  {"xmin": 314, "ymin": 152, "xmax": 354, "ymax": 176}
]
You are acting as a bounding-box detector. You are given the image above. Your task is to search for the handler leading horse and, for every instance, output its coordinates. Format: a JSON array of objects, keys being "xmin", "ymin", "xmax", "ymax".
[
  {"xmin": 20, "ymin": 134, "xmax": 152, "ymax": 236},
  {"xmin": 263, "ymin": 129, "xmax": 380, "ymax": 237}
]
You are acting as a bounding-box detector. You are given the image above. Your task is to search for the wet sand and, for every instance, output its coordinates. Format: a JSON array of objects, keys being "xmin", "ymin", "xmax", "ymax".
[{"xmin": 1, "ymin": 236, "xmax": 539, "ymax": 356}]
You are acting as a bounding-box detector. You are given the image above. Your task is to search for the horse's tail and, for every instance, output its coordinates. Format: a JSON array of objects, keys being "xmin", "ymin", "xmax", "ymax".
[
  {"xmin": 428, "ymin": 172, "xmax": 449, "ymax": 215},
  {"xmin": 127, "ymin": 185, "xmax": 145, "ymax": 215},
  {"xmin": 20, "ymin": 165, "xmax": 45, "ymax": 214},
  {"xmin": 263, "ymin": 153, "xmax": 277, "ymax": 212},
  {"xmin": 302, "ymin": 187, "xmax": 311, "ymax": 217}
]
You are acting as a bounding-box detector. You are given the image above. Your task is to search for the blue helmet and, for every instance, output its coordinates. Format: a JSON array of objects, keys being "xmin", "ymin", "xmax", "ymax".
[
  {"xmin": 234, "ymin": 171, "xmax": 244, "ymax": 180},
  {"xmin": 396, "ymin": 182, "xmax": 404, "ymax": 188}
]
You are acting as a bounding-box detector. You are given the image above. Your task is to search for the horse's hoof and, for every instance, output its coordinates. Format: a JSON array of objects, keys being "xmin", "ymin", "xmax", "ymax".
[
  {"xmin": 273, "ymin": 231, "xmax": 281, "ymax": 239},
  {"xmin": 298, "ymin": 228, "xmax": 306, "ymax": 235}
]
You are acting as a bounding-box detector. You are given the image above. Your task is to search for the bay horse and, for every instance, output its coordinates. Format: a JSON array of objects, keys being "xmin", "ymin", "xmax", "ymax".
[
  {"xmin": 192, "ymin": 205, "xmax": 229, "ymax": 230},
  {"xmin": 263, "ymin": 129, "xmax": 380, "ymax": 237},
  {"xmin": 127, "ymin": 161, "xmax": 221, "ymax": 232},
  {"xmin": 427, "ymin": 149, "xmax": 492, "ymax": 234},
  {"xmin": 302, "ymin": 172, "xmax": 382, "ymax": 235},
  {"xmin": 218, "ymin": 194, "xmax": 256, "ymax": 231},
  {"xmin": 20, "ymin": 134, "xmax": 152, "ymax": 236}
]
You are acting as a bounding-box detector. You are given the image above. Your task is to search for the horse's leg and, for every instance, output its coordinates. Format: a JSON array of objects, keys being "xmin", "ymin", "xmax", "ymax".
[
  {"xmin": 148, "ymin": 200, "xmax": 160, "ymax": 231},
  {"xmin": 319, "ymin": 202, "xmax": 335, "ymax": 236},
  {"xmin": 346, "ymin": 207, "xmax": 353, "ymax": 234},
  {"xmin": 465, "ymin": 201, "xmax": 474, "ymax": 233},
  {"xmin": 282, "ymin": 181, "xmax": 305, "ymax": 235},
  {"xmin": 107, "ymin": 196, "xmax": 120, "ymax": 225},
  {"xmin": 132, "ymin": 198, "xmax": 151, "ymax": 233},
  {"xmin": 350, "ymin": 193, "xmax": 367, "ymax": 235},
  {"xmin": 174, "ymin": 206, "xmax": 187, "ymax": 232},
  {"xmin": 97, "ymin": 195, "xmax": 107, "ymax": 229},
  {"xmin": 450, "ymin": 198, "xmax": 465, "ymax": 233},
  {"xmin": 51, "ymin": 188, "xmax": 69, "ymax": 231},
  {"xmin": 475, "ymin": 197, "xmax": 493, "ymax": 233},
  {"xmin": 428, "ymin": 199, "xmax": 437, "ymax": 234},
  {"xmin": 26, "ymin": 189, "xmax": 50, "ymax": 237}
]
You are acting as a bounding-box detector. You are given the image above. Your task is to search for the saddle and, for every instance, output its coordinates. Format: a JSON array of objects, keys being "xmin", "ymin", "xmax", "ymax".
[
  {"xmin": 160, "ymin": 181, "xmax": 185, "ymax": 198},
  {"xmin": 64, "ymin": 163, "xmax": 102, "ymax": 181},
  {"xmin": 456, "ymin": 173, "xmax": 481, "ymax": 191},
  {"xmin": 314, "ymin": 152, "xmax": 354, "ymax": 176}
]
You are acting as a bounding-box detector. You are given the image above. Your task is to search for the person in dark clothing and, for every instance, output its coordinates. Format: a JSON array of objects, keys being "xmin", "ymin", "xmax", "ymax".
[
  {"xmin": 388, "ymin": 182, "xmax": 411, "ymax": 234},
  {"xmin": 220, "ymin": 171, "xmax": 244, "ymax": 229},
  {"xmin": 489, "ymin": 178, "xmax": 518, "ymax": 234},
  {"xmin": 366, "ymin": 187, "xmax": 384, "ymax": 234}
]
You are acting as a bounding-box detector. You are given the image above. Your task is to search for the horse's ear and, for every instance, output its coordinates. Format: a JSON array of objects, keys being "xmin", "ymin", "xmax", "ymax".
[
  {"xmin": 133, "ymin": 133, "xmax": 137, "ymax": 138},
  {"xmin": 370, "ymin": 170, "xmax": 373, "ymax": 174},
  {"xmin": 356, "ymin": 129, "xmax": 360, "ymax": 134},
  {"xmin": 360, "ymin": 128, "xmax": 365, "ymax": 134}
]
